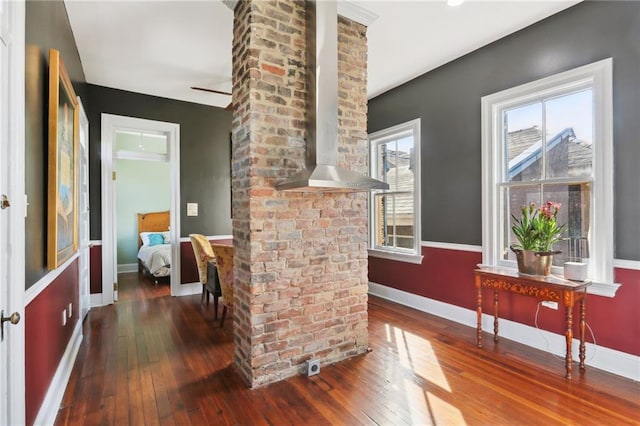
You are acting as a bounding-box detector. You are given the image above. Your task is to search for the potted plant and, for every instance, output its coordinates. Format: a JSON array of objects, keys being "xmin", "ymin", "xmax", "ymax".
[{"xmin": 510, "ymin": 201, "xmax": 565, "ymax": 276}]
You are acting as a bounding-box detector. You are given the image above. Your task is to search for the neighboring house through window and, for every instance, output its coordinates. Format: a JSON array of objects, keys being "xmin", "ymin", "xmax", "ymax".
[
  {"xmin": 369, "ymin": 119, "xmax": 422, "ymax": 264},
  {"xmin": 481, "ymin": 59, "xmax": 618, "ymax": 296}
]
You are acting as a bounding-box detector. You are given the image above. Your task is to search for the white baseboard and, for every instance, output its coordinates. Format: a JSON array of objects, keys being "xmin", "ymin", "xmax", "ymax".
[
  {"xmin": 117, "ymin": 263, "xmax": 138, "ymax": 273},
  {"xmin": 368, "ymin": 281, "xmax": 639, "ymax": 381},
  {"xmin": 90, "ymin": 293, "xmax": 107, "ymax": 308},
  {"xmin": 173, "ymin": 282, "xmax": 202, "ymax": 297},
  {"xmin": 33, "ymin": 320, "xmax": 83, "ymax": 426}
]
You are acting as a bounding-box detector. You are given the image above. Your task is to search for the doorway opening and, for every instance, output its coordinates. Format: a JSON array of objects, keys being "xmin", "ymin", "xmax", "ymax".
[
  {"xmin": 116, "ymin": 131, "xmax": 171, "ymax": 295},
  {"xmin": 100, "ymin": 114, "xmax": 181, "ymax": 303}
]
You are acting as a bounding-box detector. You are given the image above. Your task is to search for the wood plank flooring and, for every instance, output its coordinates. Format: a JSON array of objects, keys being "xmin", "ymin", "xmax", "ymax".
[{"xmin": 55, "ymin": 272, "xmax": 640, "ymax": 425}]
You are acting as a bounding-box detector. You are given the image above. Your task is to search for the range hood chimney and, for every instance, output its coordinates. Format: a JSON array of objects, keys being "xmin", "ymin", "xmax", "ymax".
[{"xmin": 276, "ymin": 0, "xmax": 388, "ymax": 192}]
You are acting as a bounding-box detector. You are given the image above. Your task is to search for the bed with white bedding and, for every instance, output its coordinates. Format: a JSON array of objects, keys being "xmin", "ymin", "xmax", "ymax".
[
  {"xmin": 137, "ymin": 233, "xmax": 171, "ymax": 277},
  {"xmin": 137, "ymin": 211, "xmax": 171, "ymax": 280}
]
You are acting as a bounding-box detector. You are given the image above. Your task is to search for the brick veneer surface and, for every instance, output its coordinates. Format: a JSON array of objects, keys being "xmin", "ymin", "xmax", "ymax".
[{"xmin": 231, "ymin": 0, "xmax": 370, "ymax": 387}]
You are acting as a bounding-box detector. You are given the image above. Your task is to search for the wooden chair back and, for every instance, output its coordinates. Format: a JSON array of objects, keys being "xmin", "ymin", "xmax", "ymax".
[{"xmin": 189, "ymin": 234, "xmax": 215, "ymax": 284}]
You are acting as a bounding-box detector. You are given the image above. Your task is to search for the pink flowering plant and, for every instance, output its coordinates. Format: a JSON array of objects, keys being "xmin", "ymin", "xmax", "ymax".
[{"xmin": 511, "ymin": 201, "xmax": 565, "ymax": 252}]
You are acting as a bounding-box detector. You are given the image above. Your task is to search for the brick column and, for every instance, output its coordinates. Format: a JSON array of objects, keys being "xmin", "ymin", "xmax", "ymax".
[{"xmin": 231, "ymin": 0, "xmax": 369, "ymax": 388}]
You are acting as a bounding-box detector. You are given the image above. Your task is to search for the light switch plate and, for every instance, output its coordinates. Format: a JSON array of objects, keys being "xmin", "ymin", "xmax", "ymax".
[{"xmin": 187, "ymin": 203, "xmax": 198, "ymax": 216}]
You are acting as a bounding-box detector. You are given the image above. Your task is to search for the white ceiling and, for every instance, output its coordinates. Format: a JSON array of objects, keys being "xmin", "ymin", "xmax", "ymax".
[{"xmin": 64, "ymin": 0, "xmax": 579, "ymax": 109}]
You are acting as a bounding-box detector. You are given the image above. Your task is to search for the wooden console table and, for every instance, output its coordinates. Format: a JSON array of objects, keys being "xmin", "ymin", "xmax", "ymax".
[{"xmin": 474, "ymin": 267, "xmax": 591, "ymax": 379}]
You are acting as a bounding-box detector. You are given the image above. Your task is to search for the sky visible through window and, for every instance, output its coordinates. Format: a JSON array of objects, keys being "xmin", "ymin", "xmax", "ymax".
[
  {"xmin": 506, "ymin": 89, "xmax": 593, "ymax": 144},
  {"xmin": 395, "ymin": 135, "xmax": 413, "ymax": 155}
]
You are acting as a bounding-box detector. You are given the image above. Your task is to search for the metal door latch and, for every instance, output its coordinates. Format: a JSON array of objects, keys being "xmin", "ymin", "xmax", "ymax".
[
  {"xmin": 0, "ymin": 194, "xmax": 9, "ymax": 209},
  {"xmin": 1, "ymin": 310, "xmax": 20, "ymax": 341}
]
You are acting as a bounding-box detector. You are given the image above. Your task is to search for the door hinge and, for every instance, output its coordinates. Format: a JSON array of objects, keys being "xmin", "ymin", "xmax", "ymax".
[
  {"xmin": 112, "ymin": 171, "xmax": 116, "ymax": 180},
  {"xmin": 113, "ymin": 282, "xmax": 118, "ymax": 291}
]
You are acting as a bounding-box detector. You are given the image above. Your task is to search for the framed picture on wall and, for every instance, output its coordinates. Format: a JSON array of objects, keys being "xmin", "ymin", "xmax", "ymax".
[{"xmin": 47, "ymin": 48, "xmax": 79, "ymax": 269}]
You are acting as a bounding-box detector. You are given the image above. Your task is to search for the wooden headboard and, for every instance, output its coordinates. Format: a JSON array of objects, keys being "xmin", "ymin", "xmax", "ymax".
[{"xmin": 137, "ymin": 210, "xmax": 170, "ymax": 248}]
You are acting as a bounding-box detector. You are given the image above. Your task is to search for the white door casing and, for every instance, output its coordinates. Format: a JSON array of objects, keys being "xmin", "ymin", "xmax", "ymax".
[
  {"xmin": 100, "ymin": 114, "xmax": 181, "ymax": 302},
  {"xmin": 78, "ymin": 98, "xmax": 90, "ymax": 320},
  {"xmin": 0, "ymin": 0, "xmax": 26, "ymax": 424}
]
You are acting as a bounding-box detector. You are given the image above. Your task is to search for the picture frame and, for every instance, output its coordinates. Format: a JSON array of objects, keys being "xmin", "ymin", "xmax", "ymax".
[{"xmin": 47, "ymin": 49, "xmax": 79, "ymax": 269}]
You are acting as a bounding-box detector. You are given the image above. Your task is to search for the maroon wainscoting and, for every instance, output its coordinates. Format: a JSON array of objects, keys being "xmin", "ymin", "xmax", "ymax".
[
  {"xmin": 586, "ymin": 267, "xmax": 640, "ymax": 353},
  {"xmin": 181, "ymin": 238, "xmax": 233, "ymax": 284},
  {"xmin": 25, "ymin": 259, "xmax": 80, "ymax": 426},
  {"xmin": 368, "ymin": 247, "xmax": 640, "ymax": 357},
  {"xmin": 89, "ymin": 244, "xmax": 102, "ymax": 294},
  {"xmin": 90, "ymin": 239, "xmax": 234, "ymax": 288},
  {"xmin": 368, "ymin": 247, "xmax": 482, "ymax": 310},
  {"xmin": 181, "ymin": 240, "xmax": 199, "ymax": 284},
  {"xmin": 90, "ymin": 240, "xmax": 202, "ymax": 288}
]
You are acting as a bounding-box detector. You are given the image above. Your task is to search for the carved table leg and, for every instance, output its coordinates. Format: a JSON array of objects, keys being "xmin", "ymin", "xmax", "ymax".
[
  {"xmin": 579, "ymin": 296, "xmax": 587, "ymax": 371},
  {"xmin": 565, "ymin": 304, "xmax": 574, "ymax": 379},
  {"xmin": 493, "ymin": 290, "xmax": 499, "ymax": 343},
  {"xmin": 476, "ymin": 278, "xmax": 482, "ymax": 348}
]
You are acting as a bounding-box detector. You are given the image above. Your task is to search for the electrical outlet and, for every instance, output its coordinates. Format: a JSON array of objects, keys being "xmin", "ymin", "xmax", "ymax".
[
  {"xmin": 62, "ymin": 309, "xmax": 67, "ymax": 326},
  {"xmin": 68, "ymin": 303, "xmax": 73, "ymax": 318},
  {"xmin": 307, "ymin": 359, "xmax": 320, "ymax": 376},
  {"xmin": 541, "ymin": 301, "xmax": 558, "ymax": 310}
]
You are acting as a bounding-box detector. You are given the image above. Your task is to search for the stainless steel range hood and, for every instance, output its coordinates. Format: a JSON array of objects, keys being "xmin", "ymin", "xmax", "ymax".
[{"xmin": 276, "ymin": 0, "xmax": 388, "ymax": 192}]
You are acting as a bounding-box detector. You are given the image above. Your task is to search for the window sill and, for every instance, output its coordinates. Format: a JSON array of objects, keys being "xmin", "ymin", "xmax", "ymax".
[
  {"xmin": 368, "ymin": 249, "xmax": 424, "ymax": 265},
  {"xmin": 587, "ymin": 281, "xmax": 621, "ymax": 298}
]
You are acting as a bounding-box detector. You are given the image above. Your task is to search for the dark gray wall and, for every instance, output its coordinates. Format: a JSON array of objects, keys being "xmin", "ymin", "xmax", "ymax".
[
  {"xmin": 87, "ymin": 85, "xmax": 233, "ymax": 240},
  {"xmin": 368, "ymin": 1, "xmax": 640, "ymax": 261},
  {"xmin": 25, "ymin": 1, "xmax": 88, "ymax": 287}
]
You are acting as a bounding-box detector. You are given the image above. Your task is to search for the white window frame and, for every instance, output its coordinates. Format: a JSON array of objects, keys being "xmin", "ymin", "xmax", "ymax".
[
  {"xmin": 481, "ymin": 58, "xmax": 619, "ymax": 297},
  {"xmin": 368, "ymin": 119, "xmax": 423, "ymax": 264}
]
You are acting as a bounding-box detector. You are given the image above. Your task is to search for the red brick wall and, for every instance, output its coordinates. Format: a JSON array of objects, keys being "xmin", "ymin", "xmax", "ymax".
[{"xmin": 231, "ymin": 0, "xmax": 370, "ymax": 387}]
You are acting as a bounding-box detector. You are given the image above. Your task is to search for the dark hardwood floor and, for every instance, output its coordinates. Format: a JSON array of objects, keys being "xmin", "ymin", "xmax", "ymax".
[{"xmin": 55, "ymin": 273, "xmax": 639, "ymax": 425}]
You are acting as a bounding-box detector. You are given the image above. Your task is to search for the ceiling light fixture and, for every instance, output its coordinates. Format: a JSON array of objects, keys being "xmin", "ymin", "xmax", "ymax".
[{"xmin": 447, "ymin": 0, "xmax": 464, "ymax": 6}]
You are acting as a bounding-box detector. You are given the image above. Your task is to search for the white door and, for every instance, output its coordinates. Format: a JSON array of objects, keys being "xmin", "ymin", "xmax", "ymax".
[
  {"xmin": 78, "ymin": 98, "xmax": 90, "ymax": 319},
  {"xmin": 0, "ymin": 1, "xmax": 26, "ymax": 424}
]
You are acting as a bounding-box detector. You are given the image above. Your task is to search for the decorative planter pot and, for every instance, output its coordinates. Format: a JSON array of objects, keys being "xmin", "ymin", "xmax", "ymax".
[{"xmin": 510, "ymin": 246, "xmax": 556, "ymax": 276}]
